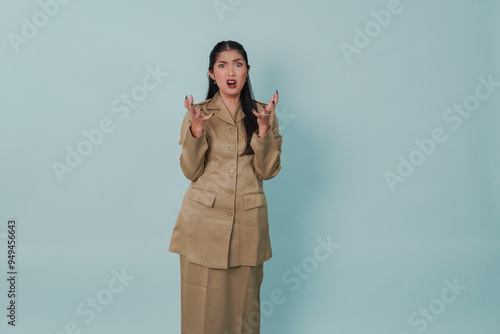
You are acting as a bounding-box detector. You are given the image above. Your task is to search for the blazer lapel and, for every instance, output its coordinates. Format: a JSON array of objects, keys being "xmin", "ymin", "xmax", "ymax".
[
  {"xmin": 235, "ymin": 105, "xmax": 245, "ymax": 123},
  {"xmin": 206, "ymin": 91, "xmax": 246, "ymax": 125}
]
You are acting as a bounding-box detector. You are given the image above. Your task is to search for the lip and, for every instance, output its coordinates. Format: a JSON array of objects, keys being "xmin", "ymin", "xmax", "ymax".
[{"xmin": 226, "ymin": 79, "xmax": 237, "ymax": 89}]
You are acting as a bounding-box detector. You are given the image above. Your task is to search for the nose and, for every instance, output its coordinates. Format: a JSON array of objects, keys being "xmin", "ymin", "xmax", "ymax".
[{"xmin": 228, "ymin": 66, "xmax": 235, "ymax": 76}]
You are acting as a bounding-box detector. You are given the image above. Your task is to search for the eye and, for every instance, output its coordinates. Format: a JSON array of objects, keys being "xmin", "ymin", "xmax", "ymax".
[
  {"xmin": 218, "ymin": 64, "xmax": 226, "ymax": 68},
  {"xmin": 236, "ymin": 63, "xmax": 242, "ymax": 67}
]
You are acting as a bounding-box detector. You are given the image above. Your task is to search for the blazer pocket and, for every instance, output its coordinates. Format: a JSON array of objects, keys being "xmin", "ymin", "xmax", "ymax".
[
  {"xmin": 243, "ymin": 192, "xmax": 267, "ymax": 210},
  {"xmin": 188, "ymin": 187, "xmax": 217, "ymax": 207}
]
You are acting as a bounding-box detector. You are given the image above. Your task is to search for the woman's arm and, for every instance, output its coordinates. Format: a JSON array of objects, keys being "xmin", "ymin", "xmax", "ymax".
[
  {"xmin": 178, "ymin": 95, "xmax": 215, "ymax": 181},
  {"xmin": 250, "ymin": 111, "xmax": 282, "ymax": 180},
  {"xmin": 179, "ymin": 111, "xmax": 209, "ymax": 181}
]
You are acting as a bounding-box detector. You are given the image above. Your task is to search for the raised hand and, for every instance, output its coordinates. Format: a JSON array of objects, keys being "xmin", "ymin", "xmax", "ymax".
[
  {"xmin": 186, "ymin": 95, "xmax": 215, "ymax": 138},
  {"xmin": 252, "ymin": 90, "xmax": 279, "ymax": 137}
]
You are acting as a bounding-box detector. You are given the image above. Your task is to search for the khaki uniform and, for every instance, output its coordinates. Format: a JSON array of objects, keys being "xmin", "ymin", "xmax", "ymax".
[
  {"xmin": 169, "ymin": 91, "xmax": 282, "ymax": 269},
  {"xmin": 179, "ymin": 255, "xmax": 264, "ymax": 334},
  {"xmin": 169, "ymin": 91, "xmax": 282, "ymax": 333}
]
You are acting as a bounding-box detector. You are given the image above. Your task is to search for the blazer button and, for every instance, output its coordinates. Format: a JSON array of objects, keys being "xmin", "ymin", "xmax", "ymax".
[
  {"xmin": 227, "ymin": 189, "xmax": 234, "ymax": 195},
  {"xmin": 226, "ymin": 210, "xmax": 233, "ymax": 216},
  {"xmin": 229, "ymin": 168, "xmax": 235, "ymax": 174},
  {"xmin": 228, "ymin": 146, "xmax": 236, "ymax": 152}
]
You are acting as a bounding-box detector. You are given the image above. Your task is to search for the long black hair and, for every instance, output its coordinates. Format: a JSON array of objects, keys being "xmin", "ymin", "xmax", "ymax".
[{"xmin": 207, "ymin": 40, "xmax": 258, "ymax": 156}]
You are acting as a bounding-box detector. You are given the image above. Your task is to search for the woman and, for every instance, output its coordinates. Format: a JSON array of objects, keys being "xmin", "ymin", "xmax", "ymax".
[{"xmin": 169, "ymin": 40, "xmax": 282, "ymax": 334}]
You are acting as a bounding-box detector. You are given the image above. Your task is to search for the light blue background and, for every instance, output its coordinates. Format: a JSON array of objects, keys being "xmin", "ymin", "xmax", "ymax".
[{"xmin": 1, "ymin": 0, "xmax": 499, "ymax": 333}]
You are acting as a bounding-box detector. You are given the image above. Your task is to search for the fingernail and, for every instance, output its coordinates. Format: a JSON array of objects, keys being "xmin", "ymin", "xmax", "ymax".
[
  {"xmin": 272, "ymin": 100, "xmax": 275, "ymax": 104},
  {"xmin": 211, "ymin": 112, "xmax": 215, "ymax": 116},
  {"xmin": 276, "ymin": 90, "xmax": 279, "ymax": 94},
  {"xmin": 185, "ymin": 95, "xmax": 187, "ymax": 99},
  {"xmin": 200, "ymin": 108, "xmax": 203, "ymax": 111},
  {"xmin": 191, "ymin": 103, "xmax": 193, "ymax": 106}
]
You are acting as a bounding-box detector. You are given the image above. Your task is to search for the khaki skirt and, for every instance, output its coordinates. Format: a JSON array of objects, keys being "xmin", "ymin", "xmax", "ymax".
[{"xmin": 180, "ymin": 255, "xmax": 264, "ymax": 334}]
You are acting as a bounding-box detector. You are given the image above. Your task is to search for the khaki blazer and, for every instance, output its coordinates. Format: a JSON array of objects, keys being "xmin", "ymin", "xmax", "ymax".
[{"xmin": 169, "ymin": 91, "xmax": 282, "ymax": 269}]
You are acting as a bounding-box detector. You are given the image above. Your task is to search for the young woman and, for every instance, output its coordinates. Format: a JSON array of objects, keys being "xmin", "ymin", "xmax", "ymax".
[{"xmin": 169, "ymin": 40, "xmax": 282, "ymax": 334}]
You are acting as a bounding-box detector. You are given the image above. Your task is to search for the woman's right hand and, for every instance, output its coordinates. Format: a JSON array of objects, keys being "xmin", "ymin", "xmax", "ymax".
[{"xmin": 185, "ymin": 95, "xmax": 215, "ymax": 138}]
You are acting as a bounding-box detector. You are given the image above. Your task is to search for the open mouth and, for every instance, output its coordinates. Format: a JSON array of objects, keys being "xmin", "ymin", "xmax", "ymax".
[{"xmin": 227, "ymin": 80, "xmax": 237, "ymax": 89}]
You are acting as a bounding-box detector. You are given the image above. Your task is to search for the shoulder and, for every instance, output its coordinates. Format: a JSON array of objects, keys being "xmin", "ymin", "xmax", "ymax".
[
  {"xmin": 194, "ymin": 97, "xmax": 212, "ymax": 107},
  {"xmin": 253, "ymin": 100, "xmax": 267, "ymax": 108},
  {"xmin": 182, "ymin": 97, "xmax": 212, "ymax": 120},
  {"xmin": 253, "ymin": 100, "xmax": 270, "ymax": 114},
  {"xmin": 253, "ymin": 100, "xmax": 278, "ymax": 124}
]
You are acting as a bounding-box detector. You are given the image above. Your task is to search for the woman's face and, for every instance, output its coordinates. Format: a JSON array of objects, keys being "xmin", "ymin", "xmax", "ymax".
[{"xmin": 208, "ymin": 49, "xmax": 249, "ymax": 98}]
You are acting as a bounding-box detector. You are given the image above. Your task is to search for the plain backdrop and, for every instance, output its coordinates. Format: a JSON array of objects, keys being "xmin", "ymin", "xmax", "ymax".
[{"xmin": 1, "ymin": 0, "xmax": 499, "ymax": 333}]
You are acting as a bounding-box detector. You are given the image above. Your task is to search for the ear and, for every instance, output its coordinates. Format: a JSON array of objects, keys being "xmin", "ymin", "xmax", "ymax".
[{"xmin": 208, "ymin": 69, "xmax": 215, "ymax": 80}]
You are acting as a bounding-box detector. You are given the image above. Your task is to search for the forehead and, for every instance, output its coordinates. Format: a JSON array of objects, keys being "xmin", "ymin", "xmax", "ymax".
[{"xmin": 216, "ymin": 49, "xmax": 246, "ymax": 62}]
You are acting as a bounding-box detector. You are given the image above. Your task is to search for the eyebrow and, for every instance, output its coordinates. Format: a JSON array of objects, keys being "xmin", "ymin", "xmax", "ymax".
[{"xmin": 216, "ymin": 58, "xmax": 244, "ymax": 63}]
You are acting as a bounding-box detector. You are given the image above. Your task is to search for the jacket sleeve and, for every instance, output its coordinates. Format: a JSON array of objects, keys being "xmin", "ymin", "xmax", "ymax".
[
  {"xmin": 250, "ymin": 111, "xmax": 282, "ymax": 180},
  {"xmin": 179, "ymin": 110, "xmax": 209, "ymax": 181}
]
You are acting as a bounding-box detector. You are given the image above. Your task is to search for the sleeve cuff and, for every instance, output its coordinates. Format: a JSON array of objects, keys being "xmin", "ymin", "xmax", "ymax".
[
  {"xmin": 183, "ymin": 126, "xmax": 207, "ymax": 147},
  {"xmin": 250, "ymin": 125, "xmax": 278, "ymax": 154}
]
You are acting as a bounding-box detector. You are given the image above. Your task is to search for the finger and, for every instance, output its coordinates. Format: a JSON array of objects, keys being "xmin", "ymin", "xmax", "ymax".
[
  {"xmin": 263, "ymin": 109, "xmax": 273, "ymax": 117},
  {"xmin": 195, "ymin": 111, "xmax": 214, "ymax": 121},
  {"xmin": 268, "ymin": 95, "xmax": 276, "ymax": 111},
  {"xmin": 189, "ymin": 98, "xmax": 198, "ymax": 116},
  {"xmin": 188, "ymin": 95, "xmax": 195, "ymax": 113},
  {"xmin": 254, "ymin": 109, "xmax": 272, "ymax": 119},
  {"xmin": 195, "ymin": 107, "xmax": 205, "ymax": 119},
  {"xmin": 190, "ymin": 106, "xmax": 197, "ymax": 117},
  {"xmin": 274, "ymin": 90, "xmax": 279, "ymax": 105},
  {"xmin": 203, "ymin": 112, "xmax": 216, "ymax": 120},
  {"xmin": 184, "ymin": 95, "xmax": 189, "ymax": 109},
  {"xmin": 187, "ymin": 96, "xmax": 195, "ymax": 114}
]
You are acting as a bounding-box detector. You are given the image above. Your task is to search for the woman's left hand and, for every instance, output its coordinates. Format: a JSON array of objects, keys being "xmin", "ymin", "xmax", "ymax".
[{"xmin": 252, "ymin": 90, "xmax": 278, "ymax": 137}]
